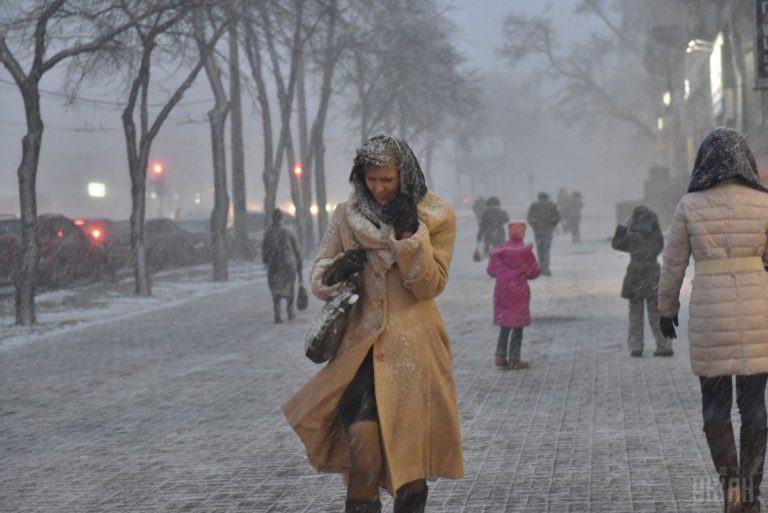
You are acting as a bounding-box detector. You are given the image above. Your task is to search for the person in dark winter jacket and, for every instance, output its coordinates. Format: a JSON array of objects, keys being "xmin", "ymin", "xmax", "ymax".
[
  {"xmin": 487, "ymin": 222, "xmax": 541, "ymax": 370},
  {"xmin": 526, "ymin": 192, "xmax": 560, "ymax": 276},
  {"xmin": 262, "ymin": 209, "xmax": 302, "ymax": 323},
  {"xmin": 472, "ymin": 196, "xmax": 487, "ymax": 231},
  {"xmin": 476, "ymin": 196, "xmax": 509, "ymax": 256},
  {"xmin": 611, "ymin": 206, "xmax": 671, "ymax": 357},
  {"xmin": 567, "ymin": 191, "xmax": 584, "ymax": 243}
]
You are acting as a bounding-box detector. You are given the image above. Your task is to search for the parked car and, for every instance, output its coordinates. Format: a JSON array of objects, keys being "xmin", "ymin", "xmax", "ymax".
[
  {"xmin": 0, "ymin": 217, "xmax": 21, "ymax": 286},
  {"xmin": 0, "ymin": 214, "xmax": 107, "ymax": 287},
  {"xmin": 37, "ymin": 214, "xmax": 108, "ymax": 286},
  {"xmin": 106, "ymin": 218, "xmax": 202, "ymax": 272},
  {"xmin": 74, "ymin": 218, "xmax": 113, "ymax": 249}
]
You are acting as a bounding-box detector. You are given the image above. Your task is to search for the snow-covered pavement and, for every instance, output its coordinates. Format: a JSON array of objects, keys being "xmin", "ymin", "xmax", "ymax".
[{"xmin": 0, "ymin": 209, "xmax": 725, "ymax": 513}]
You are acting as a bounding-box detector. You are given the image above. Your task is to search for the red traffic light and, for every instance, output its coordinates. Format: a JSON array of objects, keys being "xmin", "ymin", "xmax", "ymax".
[
  {"xmin": 293, "ymin": 164, "xmax": 303, "ymax": 177},
  {"xmin": 151, "ymin": 162, "xmax": 164, "ymax": 176}
]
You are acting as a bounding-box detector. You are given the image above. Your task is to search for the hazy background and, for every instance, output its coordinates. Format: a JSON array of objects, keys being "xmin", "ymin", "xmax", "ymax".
[{"xmin": 0, "ymin": 0, "xmax": 648, "ymax": 222}]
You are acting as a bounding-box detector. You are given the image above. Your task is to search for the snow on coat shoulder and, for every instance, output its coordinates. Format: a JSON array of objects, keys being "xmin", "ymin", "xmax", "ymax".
[{"xmin": 487, "ymin": 240, "xmax": 541, "ymax": 327}]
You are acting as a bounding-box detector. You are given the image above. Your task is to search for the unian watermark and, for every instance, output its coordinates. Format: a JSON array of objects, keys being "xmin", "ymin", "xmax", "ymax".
[{"xmin": 692, "ymin": 476, "xmax": 756, "ymax": 503}]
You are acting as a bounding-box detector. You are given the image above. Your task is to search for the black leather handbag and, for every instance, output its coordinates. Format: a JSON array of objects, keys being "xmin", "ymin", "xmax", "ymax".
[{"xmin": 304, "ymin": 274, "xmax": 361, "ymax": 364}]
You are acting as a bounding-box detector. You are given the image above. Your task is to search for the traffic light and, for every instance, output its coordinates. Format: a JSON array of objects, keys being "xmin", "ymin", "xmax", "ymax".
[
  {"xmin": 293, "ymin": 163, "xmax": 303, "ymax": 178},
  {"xmin": 148, "ymin": 161, "xmax": 168, "ymax": 196}
]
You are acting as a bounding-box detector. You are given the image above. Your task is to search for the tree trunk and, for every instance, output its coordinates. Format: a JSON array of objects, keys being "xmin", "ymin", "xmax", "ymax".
[
  {"xmin": 309, "ymin": 1, "xmax": 339, "ymax": 237},
  {"xmin": 129, "ymin": 150, "xmax": 151, "ymax": 296},
  {"xmin": 228, "ymin": 17, "xmax": 250, "ymax": 260},
  {"xmin": 122, "ymin": 101, "xmax": 152, "ymax": 296},
  {"xmin": 313, "ymin": 137, "xmax": 329, "ymax": 235},
  {"xmin": 202, "ymin": 48, "xmax": 230, "ymax": 282},
  {"xmin": 243, "ymin": 20, "xmax": 276, "ymax": 230},
  {"xmin": 297, "ymin": 57, "xmax": 314, "ymax": 256},
  {"xmin": 285, "ymin": 135, "xmax": 304, "ymax": 256},
  {"xmin": 122, "ymin": 49, "xmax": 153, "ymax": 297},
  {"xmin": 16, "ymin": 86, "xmax": 43, "ymax": 326},
  {"xmin": 208, "ymin": 103, "xmax": 230, "ymax": 281}
]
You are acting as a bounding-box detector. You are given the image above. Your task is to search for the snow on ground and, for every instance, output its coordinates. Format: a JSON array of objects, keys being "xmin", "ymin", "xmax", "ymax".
[
  {"xmin": 0, "ymin": 205, "xmax": 710, "ymax": 512},
  {"xmin": 0, "ymin": 262, "xmax": 267, "ymax": 351}
]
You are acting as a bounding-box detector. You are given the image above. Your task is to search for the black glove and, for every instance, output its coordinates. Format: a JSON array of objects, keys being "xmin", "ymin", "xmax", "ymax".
[
  {"xmin": 382, "ymin": 194, "xmax": 419, "ymax": 239},
  {"xmin": 322, "ymin": 249, "xmax": 367, "ymax": 286},
  {"xmin": 660, "ymin": 315, "xmax": 678, "ymax": 340}
]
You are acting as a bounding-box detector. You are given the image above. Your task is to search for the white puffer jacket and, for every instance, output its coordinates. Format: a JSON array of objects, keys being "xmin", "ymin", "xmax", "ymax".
[{"xmin": 659, "ymin": 181, "xmax": 768, "ymax": 377}]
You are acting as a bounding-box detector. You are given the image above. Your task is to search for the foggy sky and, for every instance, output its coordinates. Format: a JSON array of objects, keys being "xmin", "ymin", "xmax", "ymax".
[{"xmin": 0, "ymin": 1, "xmax": 642, "ymax": 221}]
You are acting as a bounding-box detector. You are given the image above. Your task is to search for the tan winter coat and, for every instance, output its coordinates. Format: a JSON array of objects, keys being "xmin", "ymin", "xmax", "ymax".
[
  {"xmin": 658, "ymin": 181, "xmax": 768, "ymax": 377},
  {"xmin": 282, "ymin": 191, "xmax": 464, "ymax": 494}
]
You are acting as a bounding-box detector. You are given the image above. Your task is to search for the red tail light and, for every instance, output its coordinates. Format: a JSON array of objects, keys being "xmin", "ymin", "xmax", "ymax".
[
  {"xmin": 90, "ymin": 228, "xmax": 103, "ymax": 240},
  {"xmin": 57, "ymin": 230, "xmax": 64, "ymax": 238}
]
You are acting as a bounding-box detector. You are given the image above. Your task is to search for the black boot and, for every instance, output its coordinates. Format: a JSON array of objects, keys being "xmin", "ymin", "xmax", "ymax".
[
  {"xmin": 394, "ymin": 484, "xmax": 428, "ymax": 513},
  {"xmin": 741, "ymin": 427, "xmax": 767, "ymax": 512},
  {"xmin": 704, "ymin": 419, "xmax": 742, "ymax": 513},
  {"xmin": 345, "ymin": 499, "xmax": 381, "ymax": 513}
]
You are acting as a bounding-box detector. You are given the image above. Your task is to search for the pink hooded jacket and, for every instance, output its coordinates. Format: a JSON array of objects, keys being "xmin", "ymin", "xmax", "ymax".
[{"xmin": 486, "ymin": 238, "xmax": 541, "ymax": 327}]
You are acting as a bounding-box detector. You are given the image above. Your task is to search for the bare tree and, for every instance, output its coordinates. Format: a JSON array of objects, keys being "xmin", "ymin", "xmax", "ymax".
[
  {"xmin": 0, "ymin": 0, "xmax": 161, "ymax": 325},
  {"xmin": 194, "ymin": 7, "xmax": 231, "ymax": 281},
  {"xmin": 227, "ymin": 3, "xmax": 250, "ymax": 261},
  {"xmin": 340, "ymin": 0, "xmax": 478, "ymax": 183},
  {"xmin": 498, "ymin": 4, "xmax": 659, "ymax": 141},
  {"xmin": 118, "ymin": 0, "xmax": 226, "ymax": 295},
  {"xmin": 243, "ymin": 0, "xmax": 304, "ymax": 236},
  {"xmin": 301, "ymin": 0, "xmax": 349, "ymax": 237}
]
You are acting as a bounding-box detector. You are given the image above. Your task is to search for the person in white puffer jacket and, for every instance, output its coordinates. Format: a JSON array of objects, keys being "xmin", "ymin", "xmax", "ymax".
[{"xmin": 658, "ymin": 128, "xmax": 768, "ymax": 513}]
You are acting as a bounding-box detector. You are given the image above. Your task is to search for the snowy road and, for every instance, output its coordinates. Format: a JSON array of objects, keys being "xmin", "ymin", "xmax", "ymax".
[{"xmin": 0, "ymin": 211, "xmax": 724, "ymax": 513}]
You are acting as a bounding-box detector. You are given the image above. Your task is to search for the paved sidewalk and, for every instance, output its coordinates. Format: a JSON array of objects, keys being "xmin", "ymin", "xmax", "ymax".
[{"xmin": 0, "ymin": 213, "xmax": 724, "ymax": 512}]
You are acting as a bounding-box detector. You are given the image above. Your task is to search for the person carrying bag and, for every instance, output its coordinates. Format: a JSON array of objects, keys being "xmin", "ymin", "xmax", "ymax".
[{"xmin": 282, "ymin": 134, "xmax": 463, "ymax": 513}]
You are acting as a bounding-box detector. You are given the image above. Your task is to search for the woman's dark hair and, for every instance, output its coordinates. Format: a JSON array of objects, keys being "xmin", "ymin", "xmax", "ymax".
[
  {"xmin": 271, "ymin": 208, "xmax": 283, "ymax": 224},
  {"xmin": 486, "ymin": 196, "xmax": 500, "ymax": 207}
]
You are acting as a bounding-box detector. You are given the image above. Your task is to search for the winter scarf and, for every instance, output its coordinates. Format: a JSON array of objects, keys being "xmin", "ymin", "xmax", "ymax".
[
  {"xmin": 349, "ymin": 134, "xmax": 428, "ymax": 227},
  {"xmin": 687, "ymin": 128, "xmax": 767, "ymax": 193}
]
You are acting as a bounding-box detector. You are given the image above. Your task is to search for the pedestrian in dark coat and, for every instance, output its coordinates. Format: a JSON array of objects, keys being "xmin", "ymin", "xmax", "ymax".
[
  {"xmin": 472, "ymin": 196, "xmax": 487, "ymax": 231},
  {"xmin": 568, "ymin": 191, "xmax": 584, "ymax": 243},
  {"xmin": 526, "ymin": 192, "xmax": 560, "ymax": 275},
  {"xmin": 262, "ymin": 209, "xmax": 302, "ymax": 323},
  {"xmin": 476, "ymin": 196, "xmax": 509, "ymax": 256},
  {"xmin": 487, "ymin": 222, "xmax": 541, "ymax": 370},
  {"xmin": 611, "ymin": 206, "xmax": 671, "ymax": 357},
  {"xmin": 556, "ymin": 188, "xmax": 570, "ymax": 236}
]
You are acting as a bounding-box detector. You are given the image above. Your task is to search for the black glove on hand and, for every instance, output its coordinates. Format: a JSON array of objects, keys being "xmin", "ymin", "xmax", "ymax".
[
  {"xmin": 323, "ymin": 249, "xmax": 367, "ymax": 286},
  {"xmin": 659, "ymin": 315, "xmax": 678, "ymax": 340},
  {"xmin": 382, "ymin": 194, "xmax": 419, "ymax": 239}
]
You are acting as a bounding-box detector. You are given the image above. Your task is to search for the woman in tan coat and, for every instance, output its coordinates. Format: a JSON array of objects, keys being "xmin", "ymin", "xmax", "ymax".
[
  {"xmin": 283, "ymin": 135, "xmax": 463, "ymax": 513},
  {"xmin": 658, "ymin": 128, "xmax": 768, "ymax": 513}
]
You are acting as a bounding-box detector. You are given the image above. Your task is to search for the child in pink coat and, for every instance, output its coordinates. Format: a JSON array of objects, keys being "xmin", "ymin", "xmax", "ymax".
[{"xmin": 487, "ymin": 222, "xmax": 541, "ymax": 369}]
